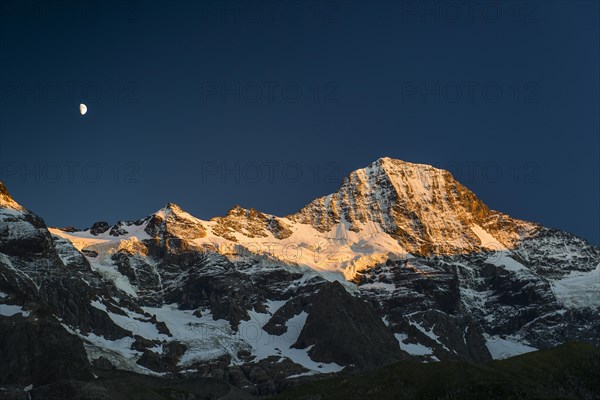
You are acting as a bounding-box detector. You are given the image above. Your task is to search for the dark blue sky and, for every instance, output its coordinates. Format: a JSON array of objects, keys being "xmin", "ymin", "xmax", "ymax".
[{"xmin": 0, "ymin": 1, "xmax": 598, "ymax": 245}]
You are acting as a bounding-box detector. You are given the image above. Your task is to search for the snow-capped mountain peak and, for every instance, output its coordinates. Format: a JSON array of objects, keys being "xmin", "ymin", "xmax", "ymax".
[
  {"xmin": 290, "ymin": 158, "xmax": 535, "ymax": 257},
  {"xmin": 49, "ymin": 159, "xmax": 538, "ymax": 280},
  {"xmin": 145, "ymin": 202, "xmax": 207, "ymax": 241}
]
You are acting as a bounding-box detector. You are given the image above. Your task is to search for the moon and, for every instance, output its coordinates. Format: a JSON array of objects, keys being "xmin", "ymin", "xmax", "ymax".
[{"xmin": 79, "ymin": 103, "xmax": 87, "ymax": 115}]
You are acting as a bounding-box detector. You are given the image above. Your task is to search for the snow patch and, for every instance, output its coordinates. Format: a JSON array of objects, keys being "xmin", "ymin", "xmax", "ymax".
[
  {"xmin": 240, "ymin": 306, "xmax": 345, "ymax": 374},
  {"xmin": 394, "ymin": 333, "xmax": 433, "ymax": 356},
  {"xmin": 143, "ymin": 304, "xmax": 245, "ymax": 365},
  {"xmin": 91, "ymin": 300, "xmax": 164, "ymax": 340},
  {"xmin": 471, "ymin": 225, "xmax": 507, "ymax": 251},
  {"xmin": 551, "ymin": 263, "xmax": 600, "ymax": 308},
  {"xmin": 0, "ymin": 303, "xmax": 30, "ymax": 317},
  {"xmin": 487, "ymin": 252, "xmax": 528, "ymax": 273},
  {"xmin": 485, "ymin": 335, "xmax": 537, "ymax": 359}
]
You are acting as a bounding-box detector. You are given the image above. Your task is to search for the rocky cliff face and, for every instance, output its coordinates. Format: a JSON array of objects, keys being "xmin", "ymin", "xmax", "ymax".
[
  {"xmin": 1, "ymin": 158, "xmax": 598, "ymax": 396},
  {"xmin": 291, "ymin": 158, "xmax": 536, "ymax": 256}
]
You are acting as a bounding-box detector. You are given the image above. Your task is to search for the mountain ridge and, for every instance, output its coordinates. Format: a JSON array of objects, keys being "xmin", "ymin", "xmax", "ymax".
[
  {"xmin": 26, "ymin": 157, "xmax": 583, "ymax": 253},
  {"xmin": 1, "ymin": 157, "xmax": 599, "ymax": 396},
  {"xmin": 46, "ymin": 157, "xmax": 541, "ymax": 256}
]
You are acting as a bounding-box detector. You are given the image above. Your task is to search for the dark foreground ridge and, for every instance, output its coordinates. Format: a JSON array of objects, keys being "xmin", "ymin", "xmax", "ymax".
[
  {"xmin": 0, "ymin": 342, "xmax": 597, "ymax": 399},
  {"xmin": 273, "ymin": 342, "xmax": 600, "ymax": 400}
]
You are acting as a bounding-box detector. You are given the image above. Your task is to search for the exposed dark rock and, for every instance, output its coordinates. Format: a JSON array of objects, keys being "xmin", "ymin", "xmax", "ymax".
[
  {"xmin": 169, "ymin": 269, "xmax": 258, "ymax": 329},
  {"xmin": 131, "ymin": 335, "xmax": 160, "ymax": 352},
  {"xmin": 90, "ymin": 221, "xmax": 110, "ymax": 236},
  {"xmin": 264, "ymin": 296, "xmax": 310, "ymax": 336},
  {"xmin": 211, "ymin": 205, "xmax": 293, "ymax": 241},
  {"xmin": 0, "ymin": 315, "xmax": 93, "ymax": 385},
  {"xmin": 58, "ymin": 226, "xmax": 78, "ymax": 232},
  {"xmin": 0, "ymin": 210, "xmax": 56, "ymax": 258},
  {"xmin": 294, "ymin": 281, "xmax": 406, "ymax": 370},
  {"xmin": 109, "ymin": 225, "xmax": 128, "ymax": 236},
  {"xmin": 92, "ymin": 356, "xmax": 115, "ymax": 370}
]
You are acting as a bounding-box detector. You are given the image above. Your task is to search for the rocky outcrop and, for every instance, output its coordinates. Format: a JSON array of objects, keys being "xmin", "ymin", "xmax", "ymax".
[
  {"xmin": 211, "ymin": 205, "xmax": 293, "ymax": 241},
  {"xmin": 0, "ymin": 314, "xmax": 93, "ymax": 385},
  {"xmin": 137, "ymin": 341, "xmax": 187, "ymax": 372},
  {"xmin": 294, "ymin": 281, "xmax": 406, "ymax": 369},
  {"xmin": 144, "ymin": 203, "xmax": 207, "ymax": 249},
  {"xmin": 170, "ymin": 269, "xmax": 258, "ymax": 328},
  {"xmin": 90, "ymin": 221, "xmax": 110, "ymax": 236}
]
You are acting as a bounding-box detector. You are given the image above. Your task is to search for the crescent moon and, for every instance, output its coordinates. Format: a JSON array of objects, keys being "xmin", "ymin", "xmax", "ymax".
[{"xmin": 80, "ymin": 103, "xmax": 88, "ymax": 115}]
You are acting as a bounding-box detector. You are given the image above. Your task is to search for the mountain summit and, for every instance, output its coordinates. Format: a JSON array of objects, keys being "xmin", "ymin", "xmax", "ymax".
[{"xmin": 291, "ymin": 157, "xmax": 536, "ymax": 256}]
